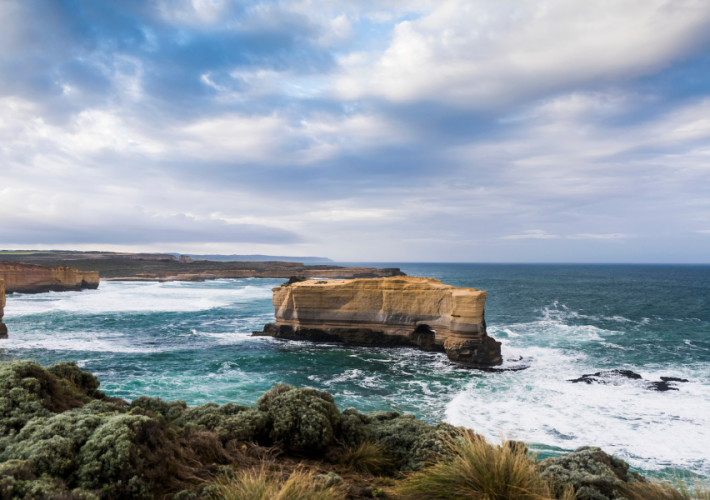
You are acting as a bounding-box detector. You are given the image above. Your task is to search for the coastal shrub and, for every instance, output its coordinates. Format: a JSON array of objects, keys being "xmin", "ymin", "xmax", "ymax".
[
  {"xmin": 340, "ymin": 440, "xmax": 394, "ymax": 476},
  {"xmin": 208, "ymin": 468, "xmax": 347, "ymax": 500},
  {"xmin": 537, "ymin": 446, "xmax": 645, "ymax": 500},
  {"xmin": 47, "ymin": 362, "xmax": 101, "ymax": 395},
  {"xmin": 0, "ymin": 360, "xmax": 242, "ymax": 500},
  {"xmin": 399, "ymin": 433, "xmax": 559, "ymax": 500},
  {"xmin": 0, "ymin": 361, "xmax": 81, "ymax": 436},
  {"xmin": 257, "ymin": 385, "xmax": 340, "ymax": 452},
  {"xmin": 0, "ymin": 459, "xmax": 99, "ymax": 500},
  {"xmin": 352, "ymin": 410, "xmax": 464, "ymax": 470},
  {"xmin": 173, "ymin": 402, "xmax": 249, "ymax": 430},
  {"xmin": 219, "ymin": 409, "xmax": 271, "ymax": 443},
  {"xmin": 0, "ymin": 412, "xmax": 105, "ymax": 478},
  {"xmin": 130, "ymin": 396, "xmax": 187, "ymax": 421}
]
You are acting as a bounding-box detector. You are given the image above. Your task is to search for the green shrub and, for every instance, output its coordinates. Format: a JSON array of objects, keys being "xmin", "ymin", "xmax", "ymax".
[
  {"xmin": 257, "ymin": 385, "xmax": 340, "ymax": 452},
  {"xmin": 173, "ymin": 402, "xmax": 249, "ymax": 430},
  {"xmin": 219, "ymin": 409, "xmax": 271, "ymax": 443},
  {"xmin": 130, "ymin": 396, "xmax": 187, "ymax": 421},
  {"xmin": 0, "ymin": 459, "xmax": 99, "ymax": 500},
  {"xmin": 47, "ymin": 362, "xmax": 100, "ymax": 394},
  {"xmin": 342, "ymin": 409, "xmax": 464, "ymax": 470},
  {"xmin": 399, "ymin": 433, "xmax": 559, "ymax": 500},
  {"xmin": 537, "ymin": 446, "xmax": 645, "ymax": 500}
]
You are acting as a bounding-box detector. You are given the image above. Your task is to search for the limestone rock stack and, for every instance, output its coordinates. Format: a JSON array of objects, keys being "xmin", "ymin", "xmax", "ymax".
[
  {"xmin": 254, "ymin": 276, "xmax": 502, "ymax": 366},
  {"xmin": 0, "ymin": 262, "xmax": 100, "ymax": 294},
  {"xmin": 0, "ymin": 279, "xmax": 7, "ymax": 338}
]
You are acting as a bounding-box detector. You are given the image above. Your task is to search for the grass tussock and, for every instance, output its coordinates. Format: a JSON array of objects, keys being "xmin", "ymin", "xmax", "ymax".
[
  {"xmin": 340, "ymin": 440, "xmax": 395, "ymax": 475},
  {"xmin": 398, "ymin": 433, "xmax": 563, "ymax": 500},
  {"xmin": 621, "ymin": 478, "xmax": 710, "ymax": 500},
  {"xmin": 209, "ymin": 468, "xmax": 347, "ymax": 500}
]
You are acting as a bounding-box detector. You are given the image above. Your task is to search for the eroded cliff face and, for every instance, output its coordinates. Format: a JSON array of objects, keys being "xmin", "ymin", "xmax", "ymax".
[
  {"xmin": 0, "ymin": 261, "xmax": 100, "ymax": 294},
  {"xmin": 0, "ymin": 279, "xmax": 7, "ymax": 338},
  {"xmin": 254, "ymin": 276, "xmax": 502, "ymax": 366}
]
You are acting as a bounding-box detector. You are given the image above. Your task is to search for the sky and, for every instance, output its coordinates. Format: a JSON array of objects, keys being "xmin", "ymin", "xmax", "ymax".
[{"xmin": 1, "ymin": 0, "xmax": 710, "ymax": 262}]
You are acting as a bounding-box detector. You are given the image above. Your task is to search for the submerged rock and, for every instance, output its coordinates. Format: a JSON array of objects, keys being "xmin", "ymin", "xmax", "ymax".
[{"xmin": 254, "ymin": 275, "xmax": 502, "ymax": 367}]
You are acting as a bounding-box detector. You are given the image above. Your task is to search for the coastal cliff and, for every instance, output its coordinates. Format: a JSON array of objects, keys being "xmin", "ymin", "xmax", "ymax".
[
  {"xmin": 0, "ymin": 279, "xmax": 6, "ymax": 338},
  {"xmin": 254, "ymin": 276, "xmax": 502, "ymax": 366},
  {"xmin": 0, "ymin": 252, "xmax": 405, "ymax": 282},
  {"xmin": 0, "ymin": 261, "xmax": 100, "ymax": 294},
  {"xmin": 104, "ymin": 266, "xmax": 405, "ymax": 282}
]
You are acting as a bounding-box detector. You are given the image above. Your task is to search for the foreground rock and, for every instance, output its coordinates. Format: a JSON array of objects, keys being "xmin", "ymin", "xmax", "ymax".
[
  {"xmin": 0, "ymin": 261, "xmax": 99, "ymax": 294},
  {"xmin": 0, "ymin": 280, "xmax": 6, "ymax": 338},
  {"xmin": 254, "ymin": 276, "xmax": 502, "ymax": 367}
]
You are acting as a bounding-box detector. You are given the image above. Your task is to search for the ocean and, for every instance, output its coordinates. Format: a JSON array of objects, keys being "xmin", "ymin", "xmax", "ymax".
[{"xmin": 1, "ymin": 264, "xmax": 708, "ymax": 478}]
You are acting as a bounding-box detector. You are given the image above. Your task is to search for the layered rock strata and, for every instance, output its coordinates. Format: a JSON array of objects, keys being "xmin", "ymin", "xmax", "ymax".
[
  {"xmin": 0, "ymin": 279, "xmax": 7, "ymax": 338},
  {"xmin": 0, "ymin": 261, "xmax": 100, "ymax": 294},
  {"xmin": 254, "ymin": 276, "xmax": 502, "ymax": 366}
]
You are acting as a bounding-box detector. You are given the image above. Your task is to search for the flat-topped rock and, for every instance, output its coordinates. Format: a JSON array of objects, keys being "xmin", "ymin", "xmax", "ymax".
[
  {"xmin": 254, "ymin": 276, "xmax": 502, "ymax": 366},
  {"xmin": 0, "ymin": 279, "xmax": 7, "ymax": 338},
  {"xmin": 0, "ymin": 261, "xmax": 100, "ymax": 294}
]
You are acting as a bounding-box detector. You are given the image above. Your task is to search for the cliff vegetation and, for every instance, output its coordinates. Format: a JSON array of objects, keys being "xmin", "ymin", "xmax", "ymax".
[{"xmin": 0, "ymin": 360, "xmax": 706, "ymax": 500}]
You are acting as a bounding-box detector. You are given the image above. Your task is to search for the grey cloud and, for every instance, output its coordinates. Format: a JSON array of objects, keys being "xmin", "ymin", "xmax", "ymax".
[{"xmin": 0, "ymin": 214, "xmax": 301, "ymax": 245}]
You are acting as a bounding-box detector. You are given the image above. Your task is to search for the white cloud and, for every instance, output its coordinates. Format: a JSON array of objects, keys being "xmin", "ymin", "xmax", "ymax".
[
  {"xmin": 502, "ymin": 230, "xmax": 560, "ymax": 240},
  {"xmin": 335, "ymin": 0, "xmax": 710, "ymax": 107},
  {"xmin": 502, "ymin": 231, "xmax": 631, "ymax": 240}
]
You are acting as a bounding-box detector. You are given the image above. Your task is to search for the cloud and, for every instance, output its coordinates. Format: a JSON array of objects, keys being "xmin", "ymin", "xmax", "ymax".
[
  {"xmin": 0, "ymin": 211, "xmax": 301, "ymax": 245},
  {"xmin": 502, "ymin": 231, "xmax": 630, "ymax": 240},
  {"xmin": 0, "ymin": 0, "xmax": 709, "ymax": 261},
  {"xmin": 335, "ymin": 0, "xmax": 710, "ymax": 107}
]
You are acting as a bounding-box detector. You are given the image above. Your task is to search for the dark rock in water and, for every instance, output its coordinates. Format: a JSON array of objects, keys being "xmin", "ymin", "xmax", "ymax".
[
  {"xmin": 648, "ymin": 381, "xmax": 679, "ymax": 392},
  {"xmin": 538, "ymin": 446, "xmax": 646, "ymax": 500},
  {"xmin": 568, "ymin": 370, "xmax": 641, "ymax": 384},
  {"xmin": 569, "ymin": 369, "xmax": 686, "ymax": 392},
  {"xmin": 611, "ymin": 369, "xmax": 642, "ymax": 379}
]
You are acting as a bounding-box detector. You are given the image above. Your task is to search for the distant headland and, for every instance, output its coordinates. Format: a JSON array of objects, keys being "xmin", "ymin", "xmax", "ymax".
[{"xmin": 0, "ymin": 250, "xmax": 403, "ymax": 283}]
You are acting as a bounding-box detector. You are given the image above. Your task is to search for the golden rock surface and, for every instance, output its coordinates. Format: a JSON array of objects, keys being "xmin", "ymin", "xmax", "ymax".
[
  {"xmin": 255, "ymin": 276, "xmax": 502, "ymax": 366},
  {"xmin": 0, "ymin": 262, "xmax": 100, "ymax": 294}
]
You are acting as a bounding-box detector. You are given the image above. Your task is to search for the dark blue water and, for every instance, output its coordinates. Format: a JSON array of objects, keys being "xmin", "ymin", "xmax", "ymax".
[{"xmin": 2, "ymin": 264, "xmax": 708, "ymax": 477}]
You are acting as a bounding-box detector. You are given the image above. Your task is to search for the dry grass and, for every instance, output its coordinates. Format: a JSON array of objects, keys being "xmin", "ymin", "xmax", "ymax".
[
  {"xmin": 620, "ymin": 478, "xmax": 710, "ymax": 500},
  {"xmin": 340, "ymin": 441, "xmax": 395, "ymax": 476},
  {"xmin": 209, "ymin": 467, "xmax": 348, "ymax": 500},
  {"xmin": 397, "ymin": 433, "xmax": 566, "ymax": 500}
]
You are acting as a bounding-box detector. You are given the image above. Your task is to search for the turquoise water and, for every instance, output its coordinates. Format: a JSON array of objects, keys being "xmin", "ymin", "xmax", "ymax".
[{"xmin": 1, "ymin": 264, "xmax": 709, "ymax": 477}]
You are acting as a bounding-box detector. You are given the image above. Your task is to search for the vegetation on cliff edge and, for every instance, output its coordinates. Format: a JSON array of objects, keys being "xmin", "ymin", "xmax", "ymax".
[{"xmin": 0, "ymin": 360, "xmax": 706, "ymax": 500}]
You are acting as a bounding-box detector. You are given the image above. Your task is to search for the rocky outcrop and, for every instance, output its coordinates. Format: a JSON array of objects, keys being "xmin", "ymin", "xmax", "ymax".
[
  {"xmin": 0, "ymin": 279, "xmax": 7, "ymax": 338},
  {"xmin": 0, "ymin": 261, "xmax": 100, "ymax": 294},
  {"xmin": 254, "ymin": 276, "xmax": 502, "ymax": 367},
  {"xmin": 104, "ymin": 266, "xmax": 405, "ymax": 282}
]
